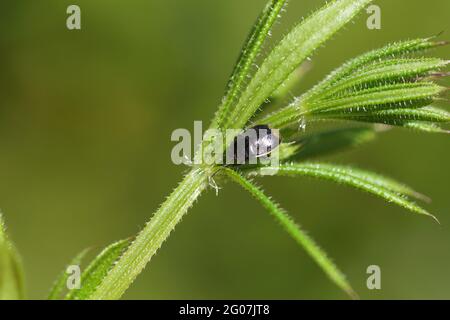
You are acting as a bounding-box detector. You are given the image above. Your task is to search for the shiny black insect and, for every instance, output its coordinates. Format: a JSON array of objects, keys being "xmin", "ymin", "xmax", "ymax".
[{"xmin": 224, "ymin": 124, "xmax": 280, "ymax": 166}]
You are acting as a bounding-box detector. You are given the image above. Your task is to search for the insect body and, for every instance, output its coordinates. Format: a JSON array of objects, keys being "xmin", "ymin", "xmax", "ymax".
[{"xmin": 225, "ymin": 125, "xmax": 280, "ymax": 166}]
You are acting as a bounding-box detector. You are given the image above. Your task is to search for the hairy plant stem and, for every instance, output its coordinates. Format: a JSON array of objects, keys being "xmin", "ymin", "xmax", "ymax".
[{"xmin": 90, "ymin": 168, "xmax": 209, "ymax": 299}]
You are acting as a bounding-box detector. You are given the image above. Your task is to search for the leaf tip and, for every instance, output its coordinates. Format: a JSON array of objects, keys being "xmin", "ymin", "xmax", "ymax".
[
  {"xmin": 435, "ymin": 40, "xmax": 449, "ymax": 47},
  {"xmin": 422, "ymin": 210, "xmax": 441, "ymax": 225},
  {"xmin": 347, "ymin": 288, "xmax": 360, "ymax": 300},
  {"xmin": 431, "ymin": 214, "xmax": 441, "ymax": 225}
]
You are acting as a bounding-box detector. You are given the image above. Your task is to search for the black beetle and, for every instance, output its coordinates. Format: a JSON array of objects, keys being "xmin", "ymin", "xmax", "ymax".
[{"xmin": 224, "ymin": 125, "xmax": 280, "ymax": 166}]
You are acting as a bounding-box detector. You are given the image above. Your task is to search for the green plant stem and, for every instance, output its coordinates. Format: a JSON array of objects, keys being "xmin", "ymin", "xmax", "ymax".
[{"xmin": 90, "ymin": 168, "xmax": 208, "ymax": 299}]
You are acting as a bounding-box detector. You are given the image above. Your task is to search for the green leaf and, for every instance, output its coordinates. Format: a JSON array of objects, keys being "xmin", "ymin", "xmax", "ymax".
[
  {"xmin": 224, "ymin": 0, "xmax": 373, "ymax": 129},
  {"xmin": 282, "ymin": 126, "xmax": 377, "ymax": 161},
  {"xmin": 333, "ymin": 106, "xmax": 450, "ymax": 126},
  {"xmin": 250, "ymin": 163, "xmax": 437, "ymax": 221},
  {"xmin": 223, "ymin": 168, "xmax": 357, "ymax": 299},
  {"xmin": 0, "ymin": 214, "xmax": 25, "ymax": 300},
  {"xmin": 304, "ymin": 37, "xmax": 449, "ymax": 101},
  {"xmin": 66, "ymin": 239, "xmax": 131, "ymax": 300},
  {"xmin": 211, "ymin": 0, "xmax": 288, "ymax": 129},
  {"xmin": 401, "ymin": 121, "xmax": 449, "ymax": 134},
  {"xmin": 308, "ymin": 82, "xmax": 445, "ymax": 116},
  {"xmin": 259, "ymin": 82, "xmax": 445, "ymax": 128},
  {"xmin": 47, "ymin": 248, "xmax": 90, "ymax": 300},
  {"xmin": 314, "ymin": 58, "xmax": 449, "ymax": 100}
]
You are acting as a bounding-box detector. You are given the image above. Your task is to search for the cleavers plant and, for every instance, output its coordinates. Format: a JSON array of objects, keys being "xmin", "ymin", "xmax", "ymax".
[{"xmin": 1, "ymin": 0, "xmax": 448, "ymax": 300}]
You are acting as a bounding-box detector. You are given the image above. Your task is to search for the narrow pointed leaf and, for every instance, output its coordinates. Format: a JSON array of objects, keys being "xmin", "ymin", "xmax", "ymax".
[
  {"xmin": 224, "ymin": 168, "xmax": 357, "ymax": 298},
  {"xmin": 332, "ymin": 106, "xmax": 450, "ymax": 126},
  {"xmin": 401, "ymin": 121, "xmax": 449, "ymax": 133},
  {"xmin": 212, "ymin": 0, "xmax": 287, "ymax": 129},
  {"xmin": 315, "ymin": 58, "xmax": 449, "ymax": 100},
  {"xmin": 225, "ymin": 0, "xmax": 373, "ymax": 129},
  {"xmin": 308, "ymin": 83, "xmax": 445, "ymax": 115},
  {"xmin": 0, "ymin": 214, "xmax": 25, "ymax": 300},
  {"xmin": 250, "ymin": 163, "xmax": 437, "ymax": 220},
  {"xmin": 309, "ymin": 164, "xmax": 431, "ymax": 202},
  {"xmin": 66, "ymin": 239, "xmax": 131, "ymax": 300},
  {"xmin": 262, "ymin": 83, "xmax": 446, "ymax": 128},
  {"xmin": 304, "ymin": 38, "xmax": 449, "ymax": 101}
]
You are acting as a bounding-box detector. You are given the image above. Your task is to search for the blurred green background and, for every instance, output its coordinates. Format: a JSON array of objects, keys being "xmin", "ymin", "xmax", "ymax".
[{"xmin": 0, "ymin": 0, "xmax": 449, "ymax": 299}]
